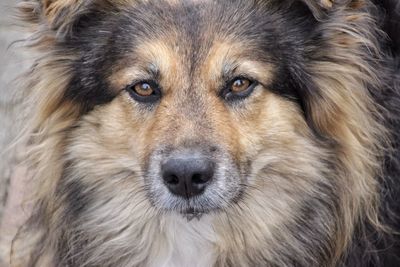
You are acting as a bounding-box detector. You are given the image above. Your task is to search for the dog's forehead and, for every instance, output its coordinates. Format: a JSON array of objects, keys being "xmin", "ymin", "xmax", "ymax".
[
  {"xmin": 121, "ymin": 0, "xmax": 277, "ymax": 51},
  {"xmin": 112, "ymin": 0, "xmax": 279, "ymax": 79}
]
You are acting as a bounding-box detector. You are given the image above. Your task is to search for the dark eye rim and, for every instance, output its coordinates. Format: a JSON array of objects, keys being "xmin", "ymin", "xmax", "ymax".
[
  {"xmin": 220, "ymin": 76, "xmax": 258, "ymax": 102},
  {"xmin": 125, "ymin": 80, "xmax": 162, "ymax": 103}
]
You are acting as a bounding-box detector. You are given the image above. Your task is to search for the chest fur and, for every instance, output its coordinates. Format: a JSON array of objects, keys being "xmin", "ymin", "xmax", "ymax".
[{"xmin": 147, "ymin": 215, "xmax": 218, "ymax": 267}]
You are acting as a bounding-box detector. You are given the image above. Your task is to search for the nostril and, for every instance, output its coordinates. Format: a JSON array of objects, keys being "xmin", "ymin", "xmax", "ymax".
[
  {"xmin": 170, "ymin": 175, "xmax": 180, "ymax": 185},
  {"xmin": 192, "ymin": 173, "xmax": 210, "ymax": 184},
  {"xmin": 163, "ymin": 173, "xmax": 180, "ymax": 185}
]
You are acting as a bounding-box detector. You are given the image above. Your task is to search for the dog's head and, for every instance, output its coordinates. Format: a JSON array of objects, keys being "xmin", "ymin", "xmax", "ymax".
[
  {"xmin": 55, "ymin": 0, "xmax": 327, "ymax": 217},
  {"xmin": 19, "ymin": 0, "xmax": 385, "ymax": 264}
]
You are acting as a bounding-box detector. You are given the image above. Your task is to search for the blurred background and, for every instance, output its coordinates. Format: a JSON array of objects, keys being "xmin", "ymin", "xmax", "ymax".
[{"xmin": 0, "ymin": 0, "xmax": 33, "ymax": 265}]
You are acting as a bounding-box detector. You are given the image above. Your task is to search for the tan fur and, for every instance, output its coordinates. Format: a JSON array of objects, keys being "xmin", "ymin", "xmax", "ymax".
[{"xmin": 306, "ymin": 10, "xmax": 388, "ymax": 262}]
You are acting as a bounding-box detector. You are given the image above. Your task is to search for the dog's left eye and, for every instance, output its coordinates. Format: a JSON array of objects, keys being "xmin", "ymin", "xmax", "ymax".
[{"xmin": 221, "ymin": 77, "xmax": 257, "ymax": 101}]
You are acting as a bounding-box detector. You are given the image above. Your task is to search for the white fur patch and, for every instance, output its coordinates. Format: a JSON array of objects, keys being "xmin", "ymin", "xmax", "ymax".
[{"xmin": 148, "ymin": 214, "xmax": 217, "ymax": 267}]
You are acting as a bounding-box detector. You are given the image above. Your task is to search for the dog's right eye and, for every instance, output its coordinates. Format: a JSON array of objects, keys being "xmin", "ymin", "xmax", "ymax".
[
  {"xmin": 126, "ymin": 81, "xmax": 161, "ymax": 103},
  {"xmin": 220, "ymin": 77, "xmax": 257, "ymax": 102}
]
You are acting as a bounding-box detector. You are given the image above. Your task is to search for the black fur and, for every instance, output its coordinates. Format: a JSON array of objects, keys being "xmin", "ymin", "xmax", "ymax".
[{"xmin": 343, "ymin": 1, "xmax": 400, "ymax": 265}]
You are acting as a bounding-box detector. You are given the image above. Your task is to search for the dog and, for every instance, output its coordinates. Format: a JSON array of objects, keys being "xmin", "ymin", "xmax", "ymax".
[{"xmin": 7, "ymin": 0, "xmax": 400, "ymax": 266}]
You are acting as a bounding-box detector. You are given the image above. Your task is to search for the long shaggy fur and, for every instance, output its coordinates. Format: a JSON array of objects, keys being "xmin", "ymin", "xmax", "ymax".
[{"xmin": 6, "ymin": 0, "xmax": 400, "ymax": 266}]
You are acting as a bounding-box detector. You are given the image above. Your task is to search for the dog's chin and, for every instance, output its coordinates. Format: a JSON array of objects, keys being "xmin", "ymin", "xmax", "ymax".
[
  {"xmin": 172, "ymin": 200, "xmax": 216, "ymax": 221},
  {"xmin": 180, "ymin": 207, "xmax": 209, "ymax": 221}
]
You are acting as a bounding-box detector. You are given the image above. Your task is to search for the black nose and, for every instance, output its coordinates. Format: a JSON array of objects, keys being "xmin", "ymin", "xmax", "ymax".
[{"xmin": 161, "ymin": 156, "xmax": 215, "ymax": 198}]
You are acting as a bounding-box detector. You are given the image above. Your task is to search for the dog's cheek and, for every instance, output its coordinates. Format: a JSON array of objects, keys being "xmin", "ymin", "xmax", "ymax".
[
  {"xmin": 66, "ymin": 95, "xmax": 153, "ymax": 184},
  {"xmin": 230, "ymin": 91, "xmax": 306, "ymax": 163}
]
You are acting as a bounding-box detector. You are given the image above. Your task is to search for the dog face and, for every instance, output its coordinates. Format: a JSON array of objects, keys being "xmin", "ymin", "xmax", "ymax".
[{"xmin": 61, "ymin": 0, "xmax": 329, "ymax": 220}]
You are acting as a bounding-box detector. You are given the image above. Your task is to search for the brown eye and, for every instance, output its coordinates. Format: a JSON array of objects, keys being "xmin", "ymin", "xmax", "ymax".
[
  {"xmin": 221, "ymin": 77, "xmax": 257, "ymax": 102},
  {"xmin": 231, "ymin": 78, "xmax": 251, "ymax": 93},
  {"xmin": 134, "ymin": 82, "xmax": 154, "ymax": 96},
  {"xmin": 126, "ymin": 81, "xmax": 161, "ymax": 103}
]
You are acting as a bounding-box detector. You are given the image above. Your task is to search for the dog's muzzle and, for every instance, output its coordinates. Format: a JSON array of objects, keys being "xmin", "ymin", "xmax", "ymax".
[{"xmin": 146, "ymin": 144, "xmax": 241, "ymax": 216}]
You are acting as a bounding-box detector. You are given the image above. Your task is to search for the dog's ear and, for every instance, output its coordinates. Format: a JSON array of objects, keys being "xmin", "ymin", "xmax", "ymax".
[
  {"xmin": 17, "ymin": 0, "xmax": 88, "ymax": 37},
  {"xmin": 300, "ymin": 0, "xmax": 337, "ymax": 19},
  {"xmin": 297, "ymin": 0, "xmax": 364, "ymax": 19},
  {"xmin": 40, "ymin": 0, "xmax": 88, "ymax": 35},
  {"xmin": 17, "ymin": 0, "xmax": 122, "ymax": 39}
]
